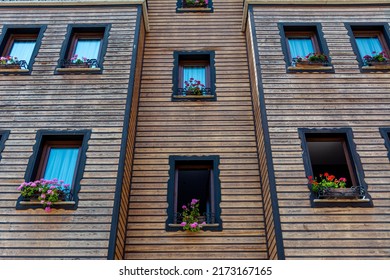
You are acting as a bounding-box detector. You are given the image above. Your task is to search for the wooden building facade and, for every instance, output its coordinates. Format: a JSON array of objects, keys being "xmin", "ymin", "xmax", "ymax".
[{"xmin": 1, "ymin": 0, "xmax": 390, "ymax": 260}]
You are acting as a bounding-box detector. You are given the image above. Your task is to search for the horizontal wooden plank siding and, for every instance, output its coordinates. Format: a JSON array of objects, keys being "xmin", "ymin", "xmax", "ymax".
[
  {"xmin": 0, "ymin": 5, "xmax": 138, "ymax": 259},
  {"xmin": 251, "ymin": 4, "xmax": 390, "ymax": 259},
  {"xmin": 124, "ymin": 0, "xmax": 268, "ymax": 259}
]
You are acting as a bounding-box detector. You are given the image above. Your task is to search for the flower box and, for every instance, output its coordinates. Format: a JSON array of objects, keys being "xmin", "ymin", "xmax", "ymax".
[
  {"xmin": 0, "ymin": 64, "xmax": 20, "ymax": 69},
  {"xmin": 65, "ymin": 62, "xmax": 90, "ymax": 68},
  {"xmin": 183, "ymin": 0, "xmax": 207, "ymax": 8},
  {"xmin": 318, "ymin": 186, "xmax": 361, "ymax": 199}
]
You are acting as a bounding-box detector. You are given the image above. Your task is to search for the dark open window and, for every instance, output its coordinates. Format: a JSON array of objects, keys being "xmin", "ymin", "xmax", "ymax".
[
  {"xmin": 172, "ymin": 51, "xmax": 216, "ymax": 101},
  {"xmin": 279, "ymin": 23, "xmax": 332, "ymax": 71},
  {"xmin": 299, "ymin": 128, "xmax": 371, "ymax": 207},
  {"xmin": 16, "ymin": 130, "xmax": 91, "ymax": 210},
  {"xmin": 166, "ymin": 156, "xmax": 222, "ymax": 231},
  {"xmin": 0, "ymin": 130, "xmax": 10, "ymax": 162},
  {"xmin": 0, "ymin": 26, "xmax": 46, "ymax": 72},
  {"xmin": 345, "ymin": 23, "xmax": 390, "ymax": 69},
  {"xmin": 380, "ymin": 128, "xmax": 390, "ymax": 160},
  {"xmin": 56, "ymin": 24, "xmax": 110, "ymax": 72}
]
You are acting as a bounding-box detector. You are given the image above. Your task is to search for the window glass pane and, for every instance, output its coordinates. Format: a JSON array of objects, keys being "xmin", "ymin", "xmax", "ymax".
[
  {"xmin": 74, "ymin": 39, "xmax": 101, "ymax": 60},
  {"xmin": 288, "ymin": 38, "xmax": 315, "ymax": 59},
  {"xmin": 355, "ymin": 37, "xmax": 383, "ymax": 59},
  {"xmin": 183, "ymin": 66, "xmax": 206, "ymax": 87},
  {"xmin": 43, "ymin": 147, "xmax": 79, "ymax": 186},
  {"xmin": 9, "ymin": 40, "xmax": 36, "ymax": 64}
]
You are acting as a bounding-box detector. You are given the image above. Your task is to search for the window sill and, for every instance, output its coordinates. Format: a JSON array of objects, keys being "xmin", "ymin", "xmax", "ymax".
[
  {"xmin": 361, "ymin": 65, "xmax": 390, "ymax": 71},
  {"xmin": 177, "ymin": 7, "xmax": 213, "ymax": 12},
  {"xmin": 312, "ymin": 198, "xmax": 372, "ymax": 207},
  {"xmin": 55, "ymin": 67, "xmax": 101, "ymax": 74},
  {"xmin": 168, "ymin": 223, "xmax": 220, "ymax": 228},
  {"xmin": 16, "ymin": 199, "xmax": 77, "ymax": 210},
  {"xmin": 288, "ymin": 65, "xmax": 333, "ymax": 72},
  {"xmin": 172, "ymin": 94, "xmax": 216, "ymax": 101},
  {"xmin": 0, "ymin": 68, "xmax": 29, "ymax": 74}
]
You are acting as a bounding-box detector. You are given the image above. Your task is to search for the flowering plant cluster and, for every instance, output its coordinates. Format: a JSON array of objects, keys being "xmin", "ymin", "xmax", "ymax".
[
  {"xmin": 17, "ymin": 178, "xmax": 71, "ymax": 213},
  {"xmin": 0, "ymin": 56, "xmax": 19, "ymax": 65},
  {"xmin": 185, "ymin": 0, "xmax": 208, "ymax": 7},
  {"xmin": 308, "ymin": 173, "xmax": 347, "ymax": 193},
  {"xmin": 180, "ymin": 198, "xmax": 206, "ymax": 232},
  {"xmin": 70, "ymin": 54, "xmax": 88, "ymax": 64},
  {"xmin": 363, "ymin": 51, "xmax": 388, "ymax": 65},
  {"xmin": 295, "ymin": 53, "xmax": 329, "ymax": 64},
  {"xmin": 184, "ymin": 78, "xmax": 206, "ymax": 95}
]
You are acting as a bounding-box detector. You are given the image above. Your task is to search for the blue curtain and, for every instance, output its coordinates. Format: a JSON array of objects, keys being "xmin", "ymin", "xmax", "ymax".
[
  {"xmin": 288, "ymin": 38, "xmax": 315, "ymax": 59},
  {"xmin": 74, "ymin": 39, "xmax": 101, "ymax": 59},
  {"xmin": 9, "ymin": 40, "xmax": 36, "ymax": 64},
  {"xmin": 183, "ymin": 66, "xmax": 206, "ymax": 87},
  {"xmin": 43, "ymin": 148, "xmax": 79, "ymax": 186},
  {"xmin": 356, "ymin": 37, "xmax": 383, "ymax": 59}
]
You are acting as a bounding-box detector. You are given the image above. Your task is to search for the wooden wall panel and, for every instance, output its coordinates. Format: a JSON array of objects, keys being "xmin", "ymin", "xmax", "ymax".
[
  {"xmin": 124, "ymin": 0, "xmax": 268, "ymax": 260},
  {"xmin": 0, "ymin": 5, "xmax": 138, "ymax": 259},
  {"xmin": 252, "ymin": 5, "xmax": 390, "ymax": 259}
]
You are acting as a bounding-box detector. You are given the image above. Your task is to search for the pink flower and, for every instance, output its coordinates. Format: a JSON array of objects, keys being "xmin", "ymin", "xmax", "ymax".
[
  {"xmin": 30, "ymin": 183, "xmax": 36, "ymax": 187},
  {"xmin": 190, "ymin": 222, "xmax": 198, "ymax": 228},
  {"xmin": 339, "ymin": 177, "xmax": 347, "ymax": 182},
  {"xmin": 47, "ymin": 190, "xmax": 52, "ymax": 194},
  {"xmin": 40, "ymin": 200, "xmax": 45, "ymax": 204},
  {"xmin": 40, "ymin": 194, "xmax": 46, "ymax": 199},
  {"xmin": 182, "ymin": 205, "xmax": 187, "ymax": 210},
  {"xmin": 46, "ymin": 201, "xmax": 52, "ymax": 205},
  {"xmin": 180, "ymin": 222, "xmax": 187, "ymax": 226},
  {"xmin": 205, "ymin": 0, "xmax": 208, "ymax": 4},
  {"xmin": 44, "ymin": 207, "xmax": 51, "ymax": 213},
  {"xmin": 50, "ymin": 186, "xmax": 56, "ymax": 189},
  {"xmin": 191, "ymin": 198, "xmax": 199, "ymax": 205}
]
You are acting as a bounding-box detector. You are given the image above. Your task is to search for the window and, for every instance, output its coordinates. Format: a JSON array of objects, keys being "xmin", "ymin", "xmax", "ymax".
[
  {"xmin": 0, "ymin": 26, "xmax": 46, "ymax": 72},
  {"xmin": 0, "ymin": 130, "xmax": 10, "ymax": 162},
  {"xmin": 172, "ymin": 51, "xmax": 216, "ymax": 101},
  {"xmin": 380, "ymin": 128, "xmax": 390, "ymax": 159},
  {"xmin": 279, "ymin": 24, "xmax": 332, "ymax": 71},
  {"xmin": 16, "ymin": 130, "xmax": 91, "ymax": 210},
  {"xmin": 56, "ymin": 24, "xmax": 110, "ymax": 73},
  {"xmin": 166, "ymin": 156, "xmax": 222, "ymax": 231},
  {"xmin": 176, "ymin": 0, "xmax": 213, "ymax": 13},
  {"xmin": 298, "ymin": 128, "xmax": 371, "ymax": 207},
  {"xmin": 346, "ymin": 24, "xmax": 390, "ymax": 69}
]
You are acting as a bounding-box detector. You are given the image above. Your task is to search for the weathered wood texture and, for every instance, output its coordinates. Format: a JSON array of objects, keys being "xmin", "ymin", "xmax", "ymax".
[
  {"xmin": 252, "ymin": 5, "xmax": 390, "ymax": 259},
  {"xmin": 114, "ymin": 14, "xmax": 146, "ymax": 260},
  {"xmin": 0, "ymin": 5, "xmax": 138, "ymax": 259},
  {"xmin": 124, "ymin": 0, "xmax": 268, "ymax": 259},
  {"xmin": 246, "ymin": 18, "xmax": 278, "ymax": 260}
]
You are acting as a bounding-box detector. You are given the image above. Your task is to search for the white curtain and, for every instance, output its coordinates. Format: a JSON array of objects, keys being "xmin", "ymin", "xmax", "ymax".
[
  {"xmin": 183, "ymin": 66, "xmax": 206, "ymax": 87},
  {"xmin": 355, "ymin": 37, "xmax": 383, "ymax": 59},
  {"xmin": 74, "ymin": 39, "xmax": 101, "ymax": 60},
  {"xmin": 9, "ymin": 40, "xmax": 36, "ymax": 64},
  {"xmin": 288, "ymin": 38, "xmax": 315, "ymax": 59},
  {"xmin": 43, "ymin": 148, "xmax": 79, "ymax": 186}
]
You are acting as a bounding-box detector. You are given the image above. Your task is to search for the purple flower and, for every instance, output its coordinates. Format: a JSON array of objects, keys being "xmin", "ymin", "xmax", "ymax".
[
  {"xmin": 190, "ymin": 222, "xmax": 198, "ymax": 228},
  {"xmin": 182, "ymin": 205, "xmax": 187, "ymax": 210},
  {"xmin": 191, "ymin": 198, "xmax": 199, "ymax": 205},
  {"xmin": 47, "ymin": 190, "xmax": 52, "ymax": 194},
  {"xmin": 46, "ymin": 201, "xmax": 52, "ymax": 206},
  {"xmin": 44, "ymin": 207, "xmax": 51, "ymax": 213},
  {"xmin": 31, "ymin": 183, "xmax": 37, "ymax": 187},
  {"xmin": 180, "ymin": 222, "xmax": 187, "ymax": 226},
  {"xmin": 40, "ymin": 194, "xmax": 46, "ymax": 199},
  {"xmin": 40, "ymin": 200, "xmax": 45, "ymax": 204},
  {"xmin": 50, "ymin": 186, "xmax": 56, "ymax": 190}
]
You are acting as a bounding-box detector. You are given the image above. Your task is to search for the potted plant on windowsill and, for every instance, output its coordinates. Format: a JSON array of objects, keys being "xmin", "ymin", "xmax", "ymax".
[
  {"xmin": 289, "ymin": 52, "xmax": 332, "ymax": 71},
  {"xmin": 183, "ymin": 0, "xmax": 208, "ymax": 8},
  {"xmin": 362, "ymin": 51, "xmax": 390, "ymax": 70},
  {"xmin": 66, "ymin": 54, "xmax": 90, "ymax": 68},
  {"xmin": 308, "ymin": 173, "xmax": 360, "ymax": 199},
  {"xmin": 179, "ymin": 199, "xmax": 206, "ymax": 232},
  {"xmin": 0, "ymin": 56, "xmax": 28, "ymax": 72},
  {"xmin": 17, "ymin": 178, "xmax": 72, "ymax": 212},
  {"xmin": 183, "ymin": 78, "xmax": 207, "ymax": 96}
]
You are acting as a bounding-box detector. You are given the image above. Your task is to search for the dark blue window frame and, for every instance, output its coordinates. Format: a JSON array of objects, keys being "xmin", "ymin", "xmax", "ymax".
[{"xmin": 16, "ymin": 130, "xmax": 91, "ymax": 210}]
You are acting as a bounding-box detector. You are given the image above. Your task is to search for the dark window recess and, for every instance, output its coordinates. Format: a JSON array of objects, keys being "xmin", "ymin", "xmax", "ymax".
[
  {"xmin": 166, "ymin": 156, "xmax": 222, "ymax": 231},
  {"xmin": 306, "ymin": 136, "xmax": 358, "ymax": 188},
  {"xmin": 0, "ymin": 130, "xmax": 10, "ymax": 162},
  {"xmin": 299, "ymin": 128, "xmax": 372, "ymax": 207},
  {"xmin": 172, "ymin": 51, "xmax": 216, "ymax": 101}
]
